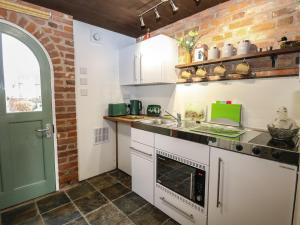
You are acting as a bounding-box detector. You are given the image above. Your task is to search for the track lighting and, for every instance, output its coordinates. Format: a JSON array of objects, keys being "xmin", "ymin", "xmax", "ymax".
[
  {"xmin": 154, "ymin": 8, "xmax": 160, "ymax": 20},
  {"xmin": 140, "ymin": 16, "xmax": 145, "ymax": 28},
  {"xmin": 169, "ymin": 0, "xmax": 179, "ymax": 12},
  {"xmin": 138, "ymin": 0, "xmax": 181, "ymax": 28}
]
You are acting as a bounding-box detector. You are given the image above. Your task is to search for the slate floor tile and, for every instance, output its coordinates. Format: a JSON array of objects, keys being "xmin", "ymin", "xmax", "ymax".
[
  {"xmin": 66, "ymin": 182, "xmax": 95, "ymax": 201},
  {"xmin": 86, "ymin": 203, "xmax": 126, "ymax": 225},
  {"xmin": 115, "ymin": 217, "xmax": 135, "ymax": 225},
  {"xmin": 113, "ymin": 192, "xmax": 147, "ymax": 215},
  {"xmin": 162, "ymin": 219, "xmax": 181, "ymax": 225},
  {"xmin": 17, "ymin": 215, "xmax": 44, "ymax": 225},
  {"xmin": 88, "ymin": 174, "xmax": 117, "ymax": 190},
  {"xmin": 1, "ymin": 202, "xmax": 38, "ymax": 225},
  {"xmin": 109, "ymin": 170, "xmax": 131, "ymax": 188},
  {"xmin": 101, "ymin": 183, "xmax": 130, "ymax": 201},
  {"xmin": 129, "ymin": 204, "xmax": 169, "ymax": 225},
  {"xmin": 37, "ymin": 192, "xmax": 70, "ymax": 214},
  {"xmin": 73, "ymin": 192, "xmax": 108, "ymax": 215},
  {"xmin": 42, "ymin": 203, "xmax": 81, "ymax": 225},
  {"xmin": 65, "ymin": 217, "xmax": 89, "ymax": 225}
]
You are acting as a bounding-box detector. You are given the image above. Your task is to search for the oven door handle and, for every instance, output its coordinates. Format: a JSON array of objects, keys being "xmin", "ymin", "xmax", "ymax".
[
  {"xmin": 216, "ymin": 157, "xmax": 222, "ymax": 208},
  {"xmin": 160, "ymin": 197, "xmax": 194, "ymax": 222}
]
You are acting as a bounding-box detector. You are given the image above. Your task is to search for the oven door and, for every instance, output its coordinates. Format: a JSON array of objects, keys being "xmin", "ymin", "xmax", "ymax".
[{"xmin": 156, "ymin": 153, "xmax": 206, "ymax": 207}]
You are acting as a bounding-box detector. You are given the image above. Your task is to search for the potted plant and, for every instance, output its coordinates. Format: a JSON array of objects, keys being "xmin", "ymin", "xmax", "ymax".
[{"xmin": 177, "ymin": 31, "xmax": 200, "ymax": 64}]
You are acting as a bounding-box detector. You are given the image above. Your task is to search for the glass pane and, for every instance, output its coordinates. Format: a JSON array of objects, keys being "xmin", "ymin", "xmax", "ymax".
[{"xmin": 2, "ymin": 33, "xmax": 42, "ymax": 113}]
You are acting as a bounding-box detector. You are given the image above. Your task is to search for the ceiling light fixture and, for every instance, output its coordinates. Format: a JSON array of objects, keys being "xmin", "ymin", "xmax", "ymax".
[
  {"xmin": 140, "ymin": 16, "xmax": 145, "ymax": 28},
  {"xmin": 154, "ymin": 8, "xmax": 160, "ymax": 20},
  {"xmin": 169, "ymin": 0, "xmax": 179, "ymax": 12},
  {"xmin": 138, "ymin": 0, "xmax": 180, "ymax": 28}
]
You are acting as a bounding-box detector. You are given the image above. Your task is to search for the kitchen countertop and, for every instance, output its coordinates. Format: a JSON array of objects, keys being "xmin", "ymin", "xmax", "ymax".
[
  {"xmin": 132, "ymin": 121, "xmax": 300, "ymax": 167},
  {"xmin": 103, "ymin": 115, "xmax": 153, "ymax": 124}
]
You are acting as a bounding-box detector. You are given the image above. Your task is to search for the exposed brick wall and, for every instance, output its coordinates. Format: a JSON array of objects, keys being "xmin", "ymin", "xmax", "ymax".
[
  {"xmin": 150, "ymin": 0, "xmax": 300, "ymax": 76},
  {"xmin": 0, "ymin": 0, "xmax": 78, "ymax": 188}
]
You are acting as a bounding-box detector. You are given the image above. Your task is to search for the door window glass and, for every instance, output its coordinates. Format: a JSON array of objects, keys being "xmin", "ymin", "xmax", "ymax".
[{"xmin": 2, "ymin": 33, "xmax": 42, "ymax": 113}]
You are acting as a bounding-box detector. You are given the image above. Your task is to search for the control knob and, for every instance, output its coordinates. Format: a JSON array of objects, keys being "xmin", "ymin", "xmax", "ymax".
[
  {"xmin": 272, "ymin": 151, "xmax": 281, "ymax": 159},
  {"xmin": 252, "ymin": 146, "xmax": 261, "ymax": 155},
  {"xmin": 235, "ymin": 144, "xmax": 243, "ymax": 151}
]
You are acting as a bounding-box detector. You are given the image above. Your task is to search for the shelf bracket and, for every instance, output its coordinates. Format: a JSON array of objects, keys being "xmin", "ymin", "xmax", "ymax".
[{"xmin": 271, "ymin": 54, "xmax": 278, "ymax": 68}]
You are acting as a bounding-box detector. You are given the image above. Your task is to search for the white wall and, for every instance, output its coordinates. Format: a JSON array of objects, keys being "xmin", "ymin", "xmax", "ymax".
[
  {"xmin": 73, "ymin": 20, "xmax": 135, "ymax": 180},
  {"xmin": 134, "ymin": 77, "xmax": 300, "ymax": 129}
]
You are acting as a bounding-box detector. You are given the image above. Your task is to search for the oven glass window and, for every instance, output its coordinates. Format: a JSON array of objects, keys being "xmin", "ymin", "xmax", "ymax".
[{"xmin": 157, "ymin": 154, "xmax": 206, "ymax": 207}]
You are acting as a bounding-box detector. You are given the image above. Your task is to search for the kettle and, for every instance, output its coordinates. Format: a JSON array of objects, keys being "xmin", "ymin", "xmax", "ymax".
[{"xmin": 129, "ymin": 100, "xmax": 142, "ymax": 115}]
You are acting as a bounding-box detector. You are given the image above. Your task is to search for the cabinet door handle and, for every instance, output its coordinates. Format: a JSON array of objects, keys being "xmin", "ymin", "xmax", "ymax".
[
  {"xmin": 160, "ymin": 197, "xmax": 194, "ymax": 221},
  {"xmin": 130, "ymin": 147, "xmax": 152, "ymax": 157},
  {"xmin": 133, "ymin": 55, "xmax": 137, "ymax": 82},
  {"xmin": 216, "ymin": 157, "xmax": 222, "ymax": 208},
  {"xmin": 140, "ymin": 54, "xmax": 143, "ymax": 82}
]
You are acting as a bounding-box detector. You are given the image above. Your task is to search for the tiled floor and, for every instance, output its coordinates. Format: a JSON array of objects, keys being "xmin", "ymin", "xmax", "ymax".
[{"xmin": 0, "ymin": 170, "xmax": 180, "ymax": 225}]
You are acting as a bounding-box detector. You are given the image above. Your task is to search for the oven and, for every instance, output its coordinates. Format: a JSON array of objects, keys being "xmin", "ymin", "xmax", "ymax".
[{"xmin": 156, "ymin": 151, "xmax": 206, "ymax": 208}]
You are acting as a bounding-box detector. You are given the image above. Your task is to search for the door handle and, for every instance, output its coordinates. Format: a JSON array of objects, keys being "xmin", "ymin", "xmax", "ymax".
[
  {"xmin": 130, "ymin": 147, "xmax": 152, "ymax": 157},
  {"xmin": 35, "ymin": 123, "xmax": 53, "ymax": 138},
  {"xmin": 216, "ymin": 157, "xmax": 223, "ymax": 208},
  {"xmin": 140, "ymin": 54, "xmax": 143, "ymax": 82}
]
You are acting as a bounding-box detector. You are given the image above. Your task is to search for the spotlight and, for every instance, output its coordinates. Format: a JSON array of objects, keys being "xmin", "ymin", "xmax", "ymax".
[
  {"xmin": 169, "ymin": 0, "xmax": 179, "ymax": 12},
  {"xmin": 140, "ymin": 16, "xmax": 145, "ymax": 28},
  {"xmin": 154, "ymin": 8, "xmax": 160, "ymax": 20}
]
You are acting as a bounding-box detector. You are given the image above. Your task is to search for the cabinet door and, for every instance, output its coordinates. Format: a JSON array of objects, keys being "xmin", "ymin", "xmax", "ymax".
[
  {"xmin": 119, "ymin": 44, "xmax": 139, "ymax": 85},
  {"xmin": 131, "ymin": 152, "xmax": 154, "ymax": 204},
  {"xmin": 139, "ymin": 39, "xmax": 163, "ymax": 84},
  {"xmin": 208, "ymin": 147, "xmax": 297, "ymax": 225}
]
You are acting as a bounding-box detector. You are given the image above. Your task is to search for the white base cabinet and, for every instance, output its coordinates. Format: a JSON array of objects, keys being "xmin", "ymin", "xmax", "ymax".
[
  {"xmin": 131, "ymin": 128, "xmax": 155, "ymax": 204},
  {"xmin": 208, "ymin": 147, "xmax": 297, "ymax": 225}
]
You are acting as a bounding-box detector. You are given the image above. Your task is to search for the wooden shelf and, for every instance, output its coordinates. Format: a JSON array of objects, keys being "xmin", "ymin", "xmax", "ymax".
[
  {"xmin": 175, "ymin": 46, "xmax": 300, "ymax": 69},
  {"xmin": 176, "ymin": 67, "xmax": 299, "ymax": 84}
]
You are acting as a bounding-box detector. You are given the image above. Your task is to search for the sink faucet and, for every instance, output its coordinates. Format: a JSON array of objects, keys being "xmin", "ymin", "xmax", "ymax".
[{"xmin": 165, "ymin": 110, "xmax": 182, "ymax": 124}]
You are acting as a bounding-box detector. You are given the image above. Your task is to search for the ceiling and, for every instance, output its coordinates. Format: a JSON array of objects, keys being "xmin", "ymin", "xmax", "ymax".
[{"xmin": 24, "ymin": 0, "xmax": 228, "ymax": 38}]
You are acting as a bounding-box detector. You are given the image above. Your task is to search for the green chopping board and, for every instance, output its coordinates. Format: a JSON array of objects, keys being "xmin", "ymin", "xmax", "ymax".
[{"xmin": 211, "ymin": 103, "xmax": 242, "ymax": 126}]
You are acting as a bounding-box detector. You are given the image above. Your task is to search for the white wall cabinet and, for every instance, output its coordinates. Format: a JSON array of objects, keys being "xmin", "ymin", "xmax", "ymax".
[
  {"xmin": 119, "ymin": 35, "xmax": 178, "ymax": 85},
  {"xmin": 131, "ymin": 128, "xmax": 155, "ymax": 204},
  {"xmin": 208, "ymin": 147, "xmax": 297, "ymax": 225}
]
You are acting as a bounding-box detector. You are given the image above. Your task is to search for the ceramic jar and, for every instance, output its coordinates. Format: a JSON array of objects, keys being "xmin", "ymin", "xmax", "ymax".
[
  {"xmin": 222, "ymin": 43, "xmax": 234, "ymax": 57},
  {"xmin": 237, "ymin": 40, "xmax": 251, "ymax": 55},
  {"xmin": 208, "ymin": 47, "xmax": 220, "ymax": 60}
]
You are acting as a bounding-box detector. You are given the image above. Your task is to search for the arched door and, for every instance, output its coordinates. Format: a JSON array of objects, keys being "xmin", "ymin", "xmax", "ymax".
[{"xmin": 0, "ymin": 22, "xmax": 56, "ymax": 209}]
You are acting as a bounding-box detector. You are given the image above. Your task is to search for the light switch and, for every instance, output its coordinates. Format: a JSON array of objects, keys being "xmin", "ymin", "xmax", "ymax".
[
  {"xmin": 80, "ymin": 67, "xmax": 88, "ymax": 75},
  {"xmin": 80, "ymin": 89, "xmax": 88, "ymax": 96},
  {"xmin": 80, "ymin": 78, "xmax": 88, "ymax": 85}
]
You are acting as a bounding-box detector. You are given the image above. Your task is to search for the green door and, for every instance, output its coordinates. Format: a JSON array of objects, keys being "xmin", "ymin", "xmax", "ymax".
[{"xmin": 0, "ymin": 22, "xmax": 56, "ymax": 209}]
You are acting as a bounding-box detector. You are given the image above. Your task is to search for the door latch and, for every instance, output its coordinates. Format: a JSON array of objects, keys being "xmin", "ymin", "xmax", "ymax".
[{"xmin": 35, "ymin": 123, "xmax": 53, "ymax": 138}]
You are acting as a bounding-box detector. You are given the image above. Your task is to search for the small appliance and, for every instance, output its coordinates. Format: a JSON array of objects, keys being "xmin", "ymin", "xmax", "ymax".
[
  {"xmin": 108, "ymin": 103, "xmax": 128, "ymax": 117},
  {"xmin": 147, "ymin": 105, "xmax": 161, "ymax": 117},
  {"xmin": 129, "ymin": 100, "xmax": 142, "ymax": 115}
]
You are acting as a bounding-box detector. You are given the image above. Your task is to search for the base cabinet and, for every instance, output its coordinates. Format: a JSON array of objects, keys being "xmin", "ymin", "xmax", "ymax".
[
  {"xmin": 208, "ymin": 147, "xmax": 297, "ymax": 225},
  {"xmin": 132, "ymin": 152, "xmax": 153, "ymax": 204},
  {"xmin": 131, "ymin": 128, "xmax": 155, "ymax": 204}
]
